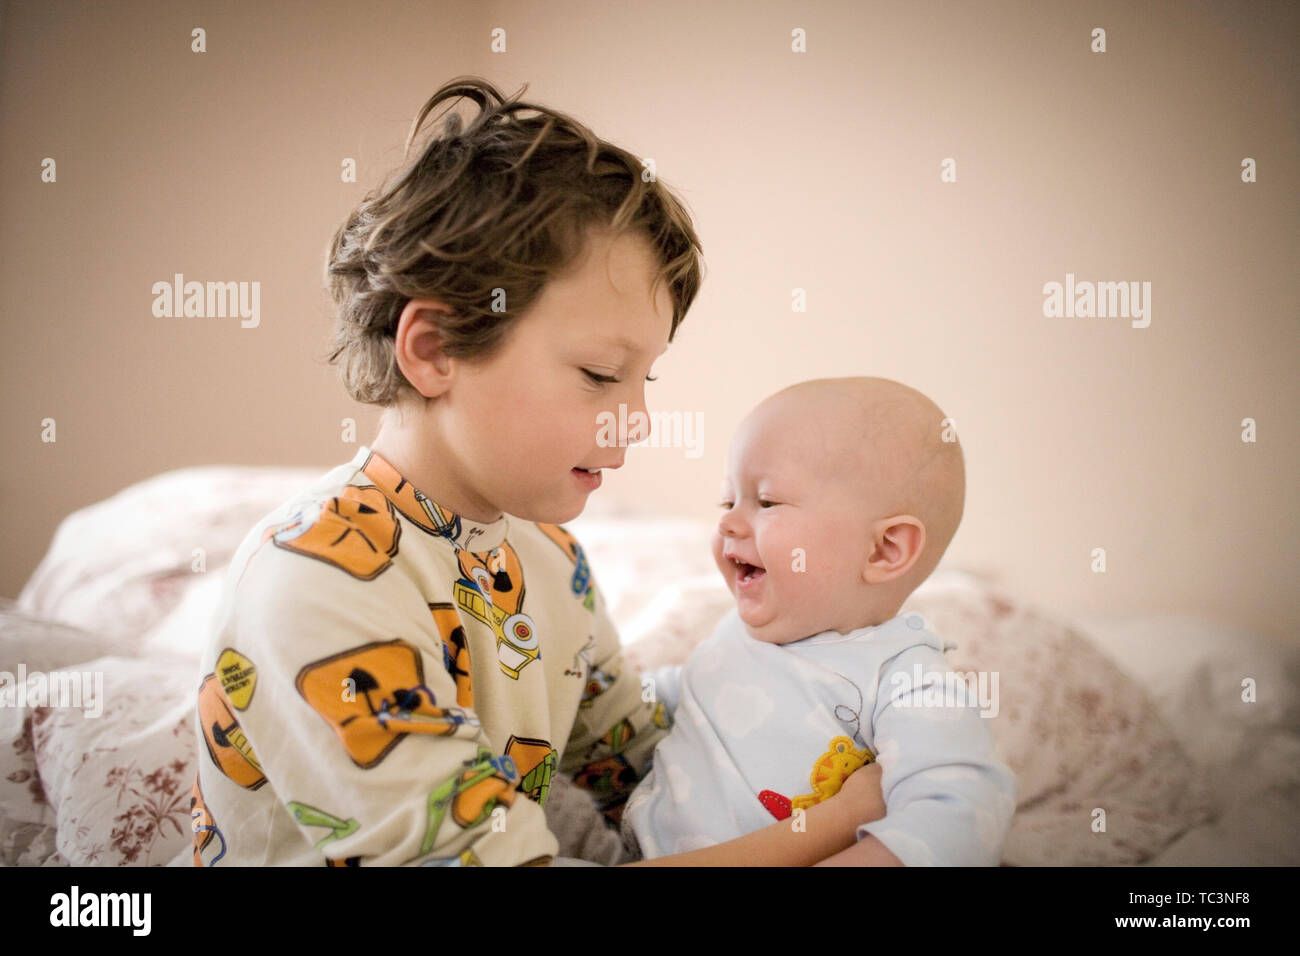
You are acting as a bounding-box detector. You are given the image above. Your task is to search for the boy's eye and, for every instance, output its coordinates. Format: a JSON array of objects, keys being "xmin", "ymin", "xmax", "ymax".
[
  {"xmin": 758, "ymin": 499, "xmax": 778, "ymax": 508},
  {"xmin": 583, "ymin": 369, "xmax": 659, "ymax": 385},
  {"xmin": 718, "ymin": 501, "xmax": 733, "ymax": 509}
]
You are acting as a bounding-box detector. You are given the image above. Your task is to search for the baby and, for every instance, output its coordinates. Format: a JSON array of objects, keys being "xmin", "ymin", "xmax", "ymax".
[{"xmin": 620, "ymin": 376, "xmax": 1017, "ymax": 866}]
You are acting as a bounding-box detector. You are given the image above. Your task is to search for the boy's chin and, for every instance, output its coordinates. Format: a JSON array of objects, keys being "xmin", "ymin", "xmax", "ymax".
[{"xmin": 508, "ymin": 497, "xmax": 587, "ymax": 526}]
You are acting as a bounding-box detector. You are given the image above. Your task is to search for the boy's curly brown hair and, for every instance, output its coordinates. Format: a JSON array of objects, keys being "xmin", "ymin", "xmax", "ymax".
[{"xmin": 323, "ymin": 76, "xmax": 705, "ymax": 408}]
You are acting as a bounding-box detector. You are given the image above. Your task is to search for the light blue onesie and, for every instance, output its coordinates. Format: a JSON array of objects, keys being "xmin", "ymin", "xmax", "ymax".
[{"xmin": 622, "ymin": 608, "xmax": 1017, "ymax": 865}]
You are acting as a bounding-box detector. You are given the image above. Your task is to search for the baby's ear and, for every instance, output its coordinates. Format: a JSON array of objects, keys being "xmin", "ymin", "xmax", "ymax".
[
  {"xmin": 859, "ymin": 552, "xmax": 875, "ymax": 584},
  {"xmin": 858, "ymin": 540, "xmax": 881, "ymax": 584},
  {"xmin": 862, "ymin": 517, "xmax": 926, "ymax": 583}
]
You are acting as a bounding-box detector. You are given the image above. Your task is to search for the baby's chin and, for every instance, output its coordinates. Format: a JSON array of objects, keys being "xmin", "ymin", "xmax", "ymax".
[
  {"xmin": 735, "ymin": 608, "xmax": 805, "ymax": 646},
  {"xmin": 736, "ymin": 604, "xmax": 845, "ymax": 645}
]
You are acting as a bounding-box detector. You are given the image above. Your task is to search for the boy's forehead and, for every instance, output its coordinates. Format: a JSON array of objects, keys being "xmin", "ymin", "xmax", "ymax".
[
  {"xmin": 542, "ymin": 286, "xmax": 672, "ymax": 357},
  {"xmin": 548, "ymin": 228, "xmax": 674, "ymax": 339},
  {"xmin": 588, "ymin": 330, "xmax": 670, "ymax": 357}
]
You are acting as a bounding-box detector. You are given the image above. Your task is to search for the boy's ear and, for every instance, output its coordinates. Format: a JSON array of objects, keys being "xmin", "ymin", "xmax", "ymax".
[
  {"xmin": 393, "ymin": 298, "xmax": 457, "ymax": 398},
  {"xmin": 861, "ymin": 516, "xmax": 926, "ymax": 585}
]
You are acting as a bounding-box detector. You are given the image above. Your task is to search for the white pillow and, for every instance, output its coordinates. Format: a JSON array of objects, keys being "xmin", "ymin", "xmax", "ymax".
[
  {"xmin": 24, "ymin": 656, "xmax": 197, "ymax": 867},
  {"xmin": 17, "ymin": 465, "xmax": 323, "ymax": 644}
]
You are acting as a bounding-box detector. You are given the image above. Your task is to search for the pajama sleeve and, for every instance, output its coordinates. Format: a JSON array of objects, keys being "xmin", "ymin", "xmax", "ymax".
[
  {"xmin": 855, "ymin": 644, "xmax": 1018, "ymax": 867},
  {"xmin": 558, "ymin": 572, "xmax": 669, "ymax": 810},
  {"xmin": 212, "ymin": 540, "xmax": 559, "ymax": 867}
]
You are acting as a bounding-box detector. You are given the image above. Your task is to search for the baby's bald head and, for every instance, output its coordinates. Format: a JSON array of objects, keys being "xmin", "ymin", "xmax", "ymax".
[{"xmin": 739, "ymin": 377, "xmax": 965, "ymax": 584}]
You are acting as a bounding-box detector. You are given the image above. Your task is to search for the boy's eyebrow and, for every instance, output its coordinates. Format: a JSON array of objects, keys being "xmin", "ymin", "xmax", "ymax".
[{"xmin": 591, "ymin": 333, "xmax": 668, "ymax": 356}]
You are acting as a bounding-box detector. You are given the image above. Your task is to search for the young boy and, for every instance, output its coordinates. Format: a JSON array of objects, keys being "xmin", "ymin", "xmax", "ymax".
[
  {"xmin": 620, "ymin": 377, "xmax": 1018, "ymax": 866},
  {"xmin": 189, "ymin": 77, "xmax": 883, "ymax": 867}
]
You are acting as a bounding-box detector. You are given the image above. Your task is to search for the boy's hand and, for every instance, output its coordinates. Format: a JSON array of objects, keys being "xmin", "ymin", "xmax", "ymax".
[{"xmin": 831, "ymin": 760, "xmax": 886, "ymax": 824}]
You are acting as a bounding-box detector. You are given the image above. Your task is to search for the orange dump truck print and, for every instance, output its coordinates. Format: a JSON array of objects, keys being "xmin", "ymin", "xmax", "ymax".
[{"xmin": 296, "ymin": 639, "xmax": 479, "ymax": 769}]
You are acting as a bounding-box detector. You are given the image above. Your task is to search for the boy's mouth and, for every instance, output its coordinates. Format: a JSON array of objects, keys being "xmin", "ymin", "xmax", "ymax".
[{"xmin": 571, "ymin": 467, "xmax": 602, "ymax": 490}]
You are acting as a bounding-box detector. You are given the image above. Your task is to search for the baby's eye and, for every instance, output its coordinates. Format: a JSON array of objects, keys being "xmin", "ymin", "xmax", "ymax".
[
  {"xmin": 582, "ymin": 368, "xmax": 619, "ymax": 386},
  {"xmin": 718, "ymin": 501, "xmax": 734, "ymax": 509},
  {"xmin": 758, "ymin": 499, "xmax": 779, "ymax": 508}
]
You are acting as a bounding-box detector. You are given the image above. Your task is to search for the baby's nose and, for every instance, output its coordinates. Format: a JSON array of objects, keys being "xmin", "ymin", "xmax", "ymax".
[{"xmin": 717, "ymin": 507, "xmax": 744, "ymax": 537}]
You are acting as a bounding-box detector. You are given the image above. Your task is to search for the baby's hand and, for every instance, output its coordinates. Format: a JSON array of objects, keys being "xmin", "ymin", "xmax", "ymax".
[{"xmin": 832, "ymin": 761, "xmax": 886, "ymax": 824}]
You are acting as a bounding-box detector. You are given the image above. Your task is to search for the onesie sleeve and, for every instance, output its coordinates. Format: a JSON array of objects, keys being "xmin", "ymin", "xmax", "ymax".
[
  {"xmin": 558, "ymin": 571, "xmax": 670, "ymax": 813},
  {"xmin": 643, "ymin": 664, "xmax": 683, "ymax": 718},
  {"xmin": 856, "ymin": 643, "xmax": 1017, "ymax": 867},
  {"xmin": 209, "ymin": 536, "xmax": 558, "ymax": 867}
]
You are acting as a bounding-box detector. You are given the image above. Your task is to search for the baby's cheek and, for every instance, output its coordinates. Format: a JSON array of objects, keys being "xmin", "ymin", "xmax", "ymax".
[
  {"xmin": 773, "ymin": 562, "xmax": 835, "ymax": 633},
  {"xmin": 786, "ymin": 532, "xmax": 838, "ymax": 579},
  {"xmin": 786, "ymin": 542, "xmax": 853, "ymax": 601},
  {"xmin": 777, "ymin": 545, "xmax": 824, "ymax": 595},
  {"xmin": 709, "ymin": 534, "xmax": 729, "ymax": 576}
]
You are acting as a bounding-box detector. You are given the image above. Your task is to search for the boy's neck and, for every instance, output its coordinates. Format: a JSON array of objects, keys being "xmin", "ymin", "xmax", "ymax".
[{"xmin": 370, "ymin": 414, "xmax": 505, "ymax": 524}]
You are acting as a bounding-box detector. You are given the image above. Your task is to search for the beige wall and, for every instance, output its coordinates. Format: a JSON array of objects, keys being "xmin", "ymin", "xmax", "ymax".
[{"xmin": 2, "ymin": 0, "xmax": 1295, "ymax": 640}]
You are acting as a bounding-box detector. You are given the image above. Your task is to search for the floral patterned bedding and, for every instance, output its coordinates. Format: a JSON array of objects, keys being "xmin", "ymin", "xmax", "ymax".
[{"xmin": 2, "ymin": 462, "xmax": 1296, "ymax": 866}]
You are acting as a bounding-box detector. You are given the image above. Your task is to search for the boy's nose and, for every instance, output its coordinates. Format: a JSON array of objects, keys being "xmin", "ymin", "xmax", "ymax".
[{"xmin": 623, "ymin": 394, "xmax": 650, "ymax": 445}]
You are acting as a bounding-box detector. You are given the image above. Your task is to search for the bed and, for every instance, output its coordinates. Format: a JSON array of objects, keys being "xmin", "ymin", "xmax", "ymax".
[{"xmin": 2, "ymin": 461, "xmax": 1296, "ymax": 866}]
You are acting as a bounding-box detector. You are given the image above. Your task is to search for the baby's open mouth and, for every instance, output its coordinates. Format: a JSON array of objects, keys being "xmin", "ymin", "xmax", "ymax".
[{"xmin": 731, "ymin": 557, "xmax": 766, "ymax": 585}]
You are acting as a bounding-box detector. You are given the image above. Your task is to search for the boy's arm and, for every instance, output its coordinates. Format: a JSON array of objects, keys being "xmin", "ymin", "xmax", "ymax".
[
  {"xmin": 620, "ymin": 764, "xmax": 885, "ymax": 866},
  {"xmin": 203, "ymin": 534, "xmax": 558, "ymax": 867},
  {"xmin": 853, "ymin": 643, "xmax": 1019, "ymax": 867}
]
